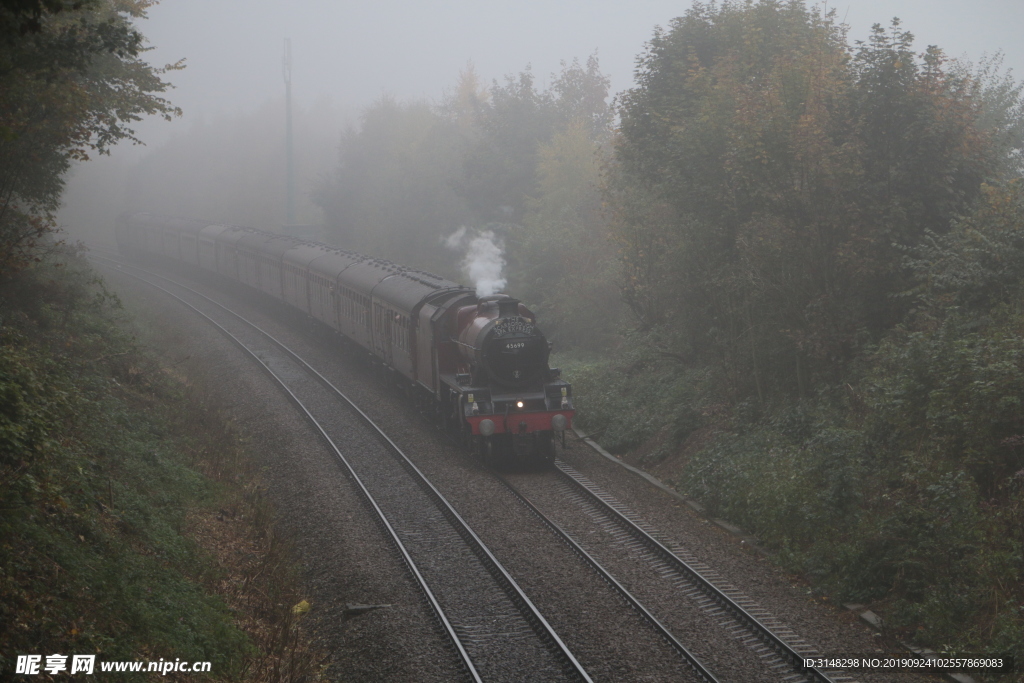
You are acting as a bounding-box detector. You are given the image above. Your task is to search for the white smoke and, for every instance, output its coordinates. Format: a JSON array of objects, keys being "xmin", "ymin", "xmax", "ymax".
[
  {"xmin": 444, "ymin": 226, "xmax": 467, "ymax": 250},
  {"xmin": 443, "ymin": 226, "xmax": 507, "ymax": 296}
]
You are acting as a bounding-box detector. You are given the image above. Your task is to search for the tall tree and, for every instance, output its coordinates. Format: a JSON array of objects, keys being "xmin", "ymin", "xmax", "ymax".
[
  {"xmin": 500, "ymin": 57, "xmax": 617, "ymax": 349},
  {"xmin": 460, "ymin": 67, "xmax": 554, "ymax": 224},
  {"xmin": 314, "ymin": 57, "xmax": 616, "ymax": 303},
  {"xmin": 514, "ymin": 118, "xmax": 620, "ymax": 350},
  {"xmin": 313, "ymin": 96, "xmax": 472, "ymax": 275},
  {"xmin": 462, "ymin": 57, "xmax": 611, "ymax": 224},
  {"xmin": 613, "ymin": 0, "xmax": 1016, "ymax": 397},
  {"xmin": 0, "ymin": 0, "xmax": 180, "ymax": 273}
]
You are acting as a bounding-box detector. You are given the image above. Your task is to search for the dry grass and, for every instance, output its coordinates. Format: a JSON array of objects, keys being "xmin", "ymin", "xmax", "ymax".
[{"xmin": 172, "ymin": 379, "xmax": 329, "ymax": 683}]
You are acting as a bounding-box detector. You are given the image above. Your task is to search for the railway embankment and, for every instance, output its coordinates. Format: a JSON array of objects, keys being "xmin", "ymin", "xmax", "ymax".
[
  {"xmin": 0, "ymin": 252, "xmax": 324, "ymax": 681},
  {"xmin": 559, "ymin": 308, "xmax": 1024, "ymax": 681}
]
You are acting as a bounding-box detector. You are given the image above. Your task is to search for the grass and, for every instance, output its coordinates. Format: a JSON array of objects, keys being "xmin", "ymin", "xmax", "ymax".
[{"xmin": 0, "ymin": 250, "xmax": 325, "ymax": 681}]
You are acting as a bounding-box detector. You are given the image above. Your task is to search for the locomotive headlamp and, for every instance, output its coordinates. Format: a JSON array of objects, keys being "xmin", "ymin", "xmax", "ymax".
[
  {"xmin": 516, "ymin": 401, "xmax": 524, "ymax": 409},
  {"xmin": 479, "ymin": 419, "xmax": 496, "ymax": 436},
  {"xmin": 551, "ymin": 414, "xmax": 567, "ymax": 431}
]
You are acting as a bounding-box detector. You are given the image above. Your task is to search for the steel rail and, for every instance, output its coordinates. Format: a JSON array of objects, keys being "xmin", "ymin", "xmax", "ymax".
[
  {"xmin": 494, "ymin": 473, "xmax": 721, "ymax": 683},
  {"xmin": 553, "ymin": 459, "xmax": 844, "ymax": 683},
  {"xmin": 92, "ymin": 254, "xmax": 592, "ymax": 683},
  {"xmin": 91, "ymin": 256, "xmax": 482, "ymax": 683}
]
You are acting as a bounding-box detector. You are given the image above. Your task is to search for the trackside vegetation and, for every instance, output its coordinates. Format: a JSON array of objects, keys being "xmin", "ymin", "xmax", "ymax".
[
  {"xmin": 567, "ymin": 2, "xmax": 1024, "ymax": 674},
  {"xmin": 0, "ymin": 0, "xmax": 181, "ymax": 276},
  {"xmin": 564, "ymin": 185, "xmax": 1024, "ymax": 670},
  {"xmin": 3, "ymin": 3, "xmax": 323, "ymax": 679},
  {"xmin": 0, "ymin": 253, "xmax": 323, "ymax": 681}
]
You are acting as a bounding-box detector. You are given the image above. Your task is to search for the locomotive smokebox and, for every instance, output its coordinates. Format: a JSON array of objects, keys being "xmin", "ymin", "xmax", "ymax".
[{"xmin": 457, "ymin": 295, "xmax": 550, "ymax": 389}]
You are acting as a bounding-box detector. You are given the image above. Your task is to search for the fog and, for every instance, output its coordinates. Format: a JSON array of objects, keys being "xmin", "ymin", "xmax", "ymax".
[
  {"xmin": 58, "ymin": 0, "xmax": 1024, "ymax": 249},
  {"xmin": 112, "ymin": 0, "xmax": 1024, "ymax": 126}
]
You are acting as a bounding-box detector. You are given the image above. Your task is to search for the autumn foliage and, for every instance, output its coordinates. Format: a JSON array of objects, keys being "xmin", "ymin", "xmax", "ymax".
[
  {"xmin": 582, "ymin": 1, "xmax": 1024, "ymax": 665},
  {"xmin": 612, "ymin": 1, "xmax": 1017, "ymax": 399}
]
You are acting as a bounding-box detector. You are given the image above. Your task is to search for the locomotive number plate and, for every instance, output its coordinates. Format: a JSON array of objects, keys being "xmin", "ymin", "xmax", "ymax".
[{"xmin": 504, "ymin": 341, "xmax": 526, "ymax": 350}]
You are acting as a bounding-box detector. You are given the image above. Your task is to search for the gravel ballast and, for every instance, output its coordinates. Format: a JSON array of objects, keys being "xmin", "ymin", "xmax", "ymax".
[{"xmin": 105, "ymin": 266, "xmax": 466, "ymax": 683}]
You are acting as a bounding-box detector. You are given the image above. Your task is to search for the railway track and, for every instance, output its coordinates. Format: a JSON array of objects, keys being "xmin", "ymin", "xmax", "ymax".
[
  {"xmin": 91, "ymin": 252, "xmax": 590, "ymax": 683},
  {"xmin": 491, "ymin": 470, "xmax": 721, "ymax": 682},
  {"xmin": 497, "ymin": 462, "xmax": 854, "ymax": 683},
  {"xmin": 91, "ymin": 249, "xmax": 880, "ymax": 682}
]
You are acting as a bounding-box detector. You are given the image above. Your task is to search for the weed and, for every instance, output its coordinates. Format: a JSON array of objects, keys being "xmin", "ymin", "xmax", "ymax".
[{"xmin": 0, "ymin": 252, "xmax": 324, "ymax": 681}]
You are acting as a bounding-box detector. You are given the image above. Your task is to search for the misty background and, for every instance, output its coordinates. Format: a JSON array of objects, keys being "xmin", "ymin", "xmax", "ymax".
[{"xmin": 59, "ymin": 0, "xmax": 1024, "ymax": 248}]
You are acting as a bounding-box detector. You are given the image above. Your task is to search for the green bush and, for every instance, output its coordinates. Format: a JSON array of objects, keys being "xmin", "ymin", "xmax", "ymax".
[
  {"xmin": 0, "ymin": 255, "xmax": 253, "ymax": 678},
  {"xmin": 559, "ymin": 331, "xmax": 708, "ymax": 456},
  {"xmin": 566, "ymin": 183, "xmax": 1024, "ymax": 671},
  {"xmin": 568, "ymin": 309, "xmax": 1023, "ymax": 670}
]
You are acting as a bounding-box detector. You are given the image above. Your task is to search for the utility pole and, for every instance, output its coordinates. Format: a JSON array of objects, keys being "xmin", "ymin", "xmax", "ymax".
[{"xmin": 283, "ymin": 38, "xmax": 295, "ymax": 225}]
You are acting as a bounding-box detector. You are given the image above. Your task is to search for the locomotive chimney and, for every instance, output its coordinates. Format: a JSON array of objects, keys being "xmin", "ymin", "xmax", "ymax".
[{"xmin": 497, "ymin": 297, "xmax": 520, "ymax": 318}]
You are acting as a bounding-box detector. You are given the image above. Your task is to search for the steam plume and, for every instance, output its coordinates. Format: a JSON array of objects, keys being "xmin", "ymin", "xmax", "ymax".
[{"xmin": 444, "ymin": 227, "xmax": 506, "ymax": 296}]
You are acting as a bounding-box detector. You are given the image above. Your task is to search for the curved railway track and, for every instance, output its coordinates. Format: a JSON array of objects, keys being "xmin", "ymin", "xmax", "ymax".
[
  {"xmin": 91, "ymin": 248, "xmax": 877, "ymax": 682},
  {"xmin": 491, "ymin": 471, "xmax": 721, "ymax": 682},
  {"xmin": 90, "ymin": 252, "xmax": 590, "ymax": 683},
  {"xmin": 552, "ymin": 461, "xmax": 829, "ymax": 679},
  {"xmin": 499, "ymin": 462, "xmax": 854, "ymax": 683}
]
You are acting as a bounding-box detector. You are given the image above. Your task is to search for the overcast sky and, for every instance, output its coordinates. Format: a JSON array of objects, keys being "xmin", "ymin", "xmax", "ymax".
[{"xmin": 138, "ymin": 0, "xmax": 1023, "ymax": 121}]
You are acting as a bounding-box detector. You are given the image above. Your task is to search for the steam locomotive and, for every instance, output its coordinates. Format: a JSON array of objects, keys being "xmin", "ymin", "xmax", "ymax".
[{"xmin": 115, "ymin": 212, "xmax": 574, "ymax": 464}]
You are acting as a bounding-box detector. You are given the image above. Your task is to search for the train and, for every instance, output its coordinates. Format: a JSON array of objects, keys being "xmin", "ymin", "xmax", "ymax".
[{"xmin": 115, "ymin": 212, "xmax": 575, "ymax": 464}]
